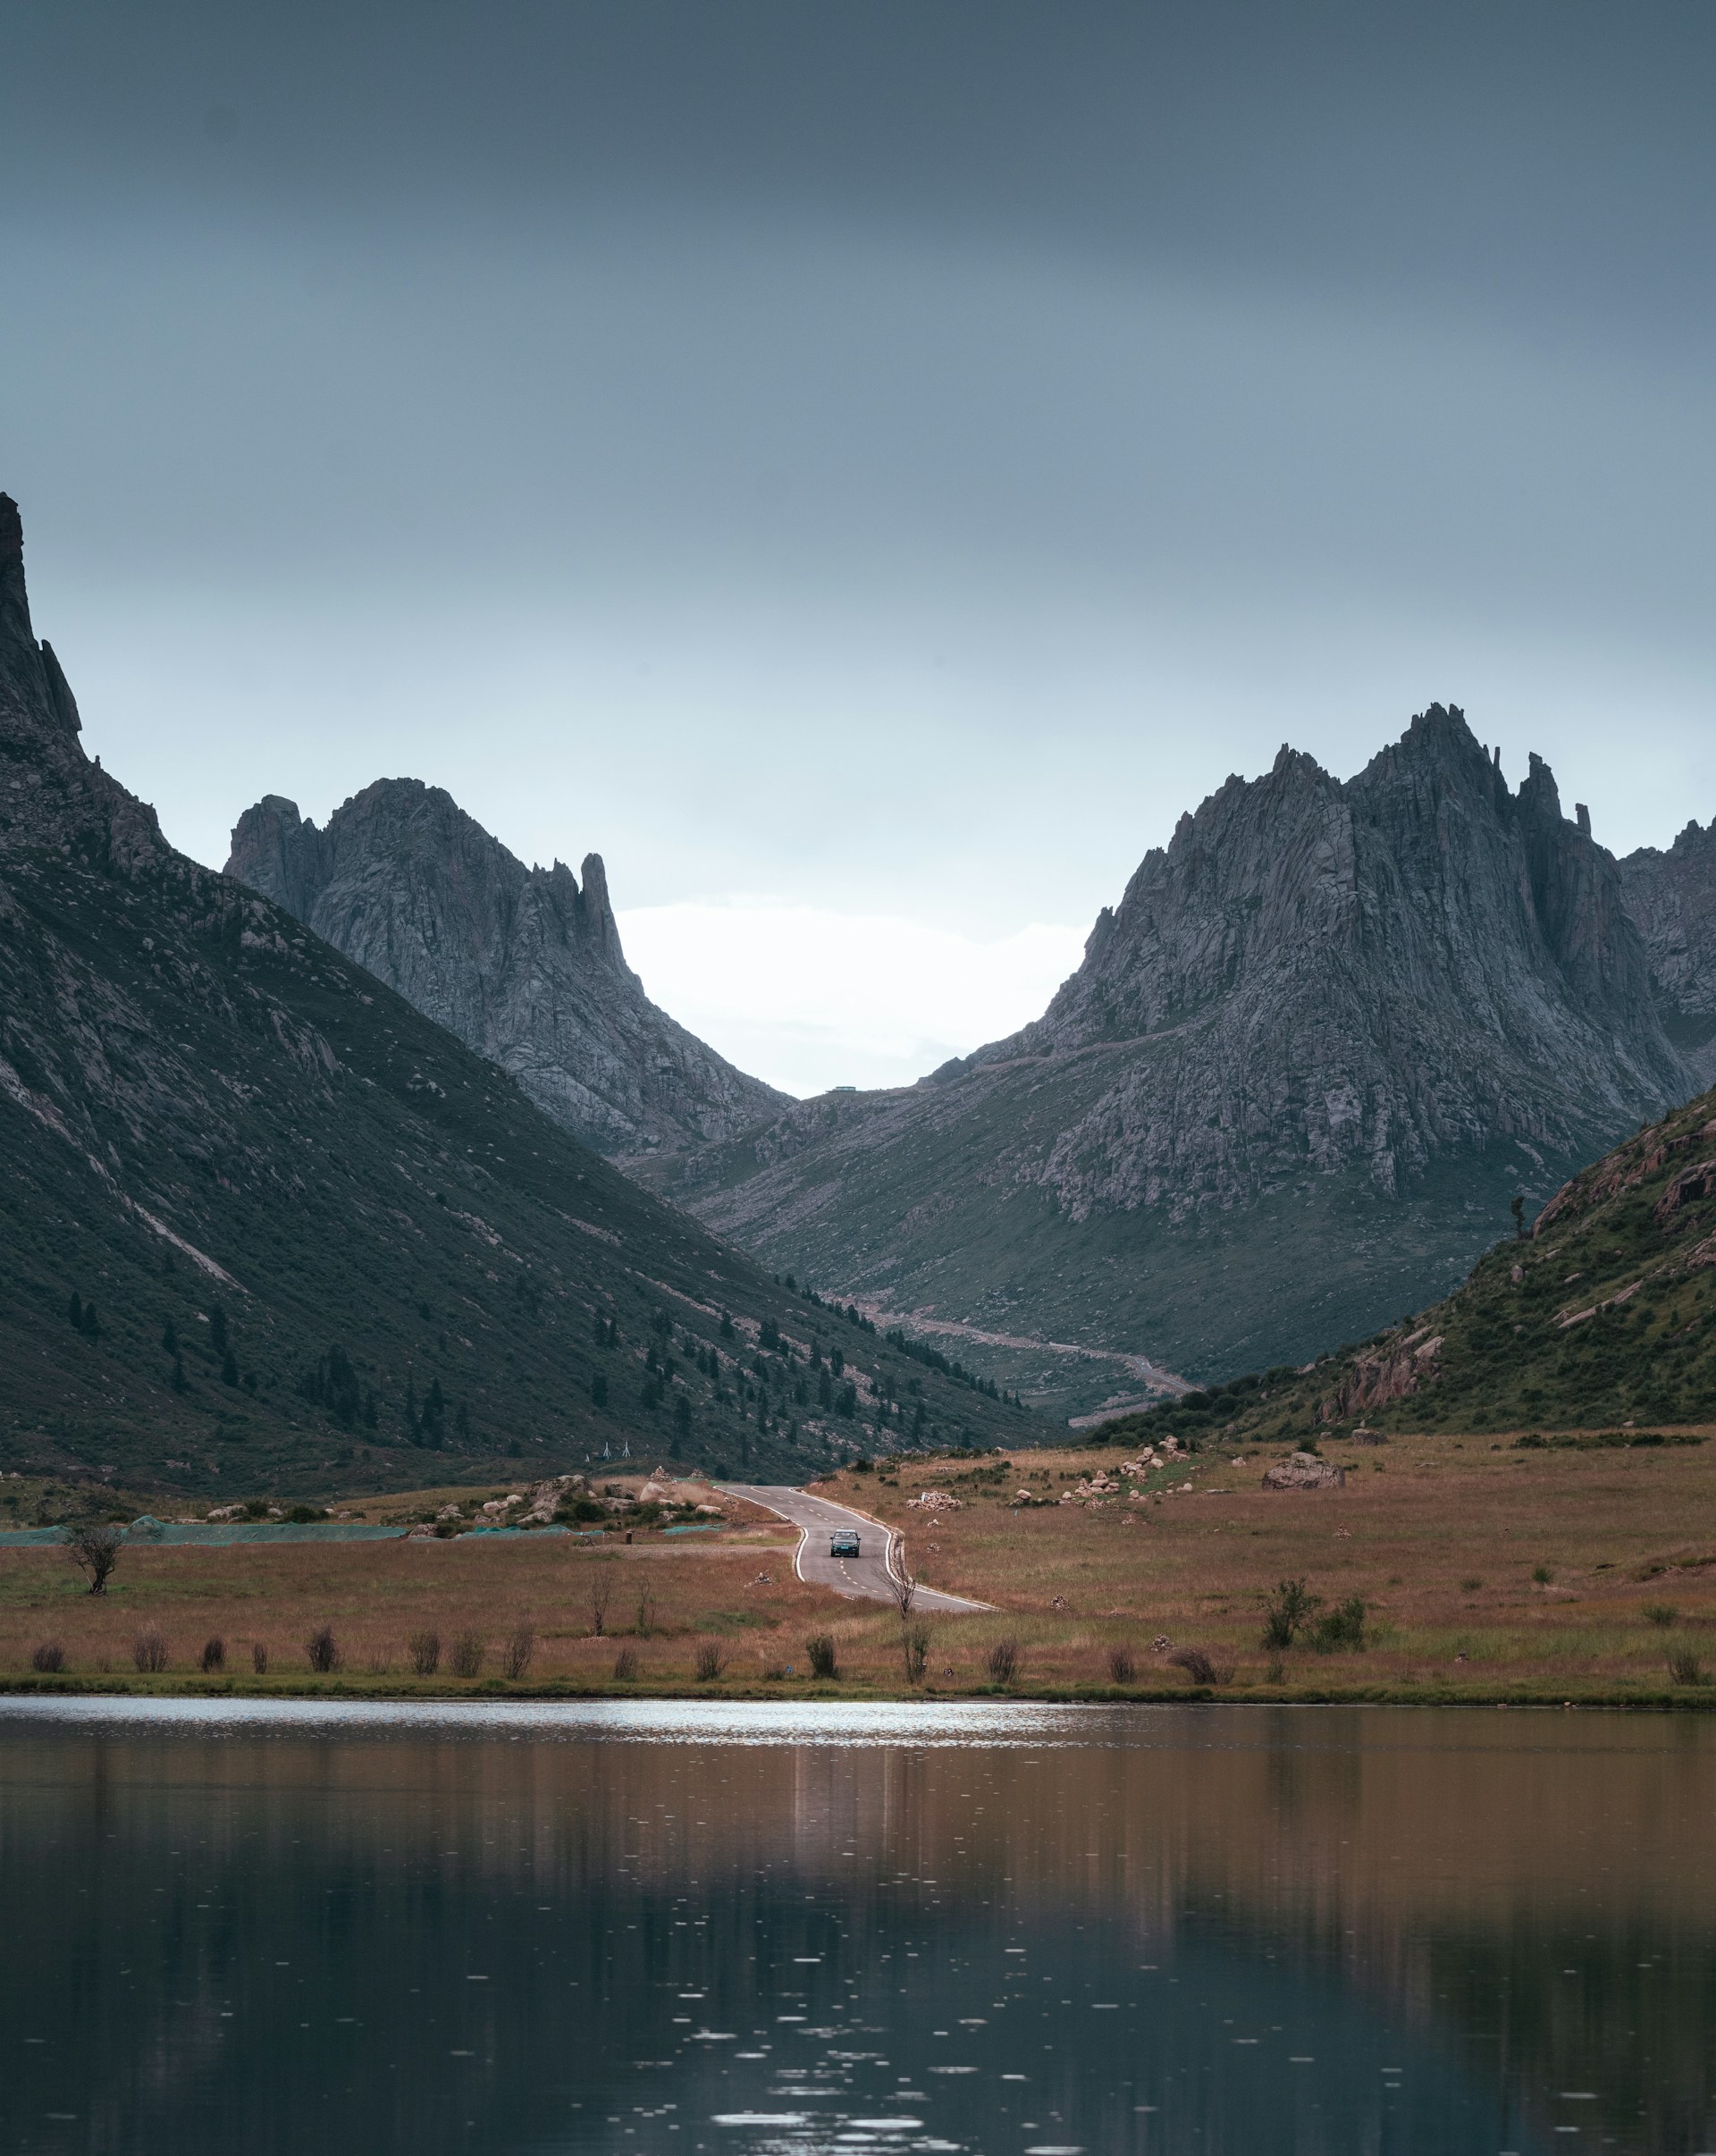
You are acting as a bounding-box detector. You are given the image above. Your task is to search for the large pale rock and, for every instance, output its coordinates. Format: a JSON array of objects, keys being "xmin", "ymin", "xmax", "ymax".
[{"xmin": 1261, "ymin": 1451, "xmax": 1347, "ymax": 1491}]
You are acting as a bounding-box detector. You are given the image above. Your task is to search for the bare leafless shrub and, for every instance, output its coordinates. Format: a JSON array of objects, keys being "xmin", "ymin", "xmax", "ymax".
[
  {"xmin": 986, "ymin": 1637, "xmax": 1020, "ymax": 1687},
  {"xmin": 612, "ymin": 1646, "xmax": 639, "ymax": 1681},
  {"xmin": 806, "ymin": 1633, "xmax": 838, "ymax": 1680},
  {"xmin": 902, "ymin": 1621, "xmax": 931, "ymax": 1684},
  {"xmin": 501, "ymin": 1626, "xmax": 535, "ymax": 1680},
  {"xmin": 1669, "ymin": 1648, "xmax": 1705, "ymax": 1686},
  {"xmin": 588, "ymin": 1562, "xmax": 614, "ymax": 1638},
  {"xmin": 66, "ymin": 1523, "xmax": 124, "ymax": 1596},
  {"xmin": 694, "ymin": 1640, "xmax": 728, "ymax": 1681},
  {"xmin": 30, "ymin": 1640, "xmax": 64, "ymax": 1673},
  {"xmin": 408, "ymin": 1628, "xmax": 442, "ymax": 1676},
  {"xmin": 251, "ymin": 1641, "xmax": 268, "ymax": 1675},
  {"xmin": 450, "ymin": 1630, "xmax": 485, "ymax": 1680},
  {"xmin": 1167, "ymin": 1646, "xmax": 1231, "ymax": 1687},
  {"xmin": 305, "ymin": 1624, "xmax": 341, "ymax": 1674},
  {"xmin": 199, "ymin": 1636, "xmax": 225, "ymax": 1673},
  {"xmin": 1108, "ymin": 1646, "xmax": 1138, "ymax": 1685},
  {"xmin": 132, "ymin": 1624, "xmax": 168, "ymax": 1674},
  {"xmin": 634, "ymin": 1589, "xmax": 657, "ymax": 1638}
]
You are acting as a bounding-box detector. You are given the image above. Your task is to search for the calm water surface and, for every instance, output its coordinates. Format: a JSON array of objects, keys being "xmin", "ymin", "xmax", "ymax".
[{"xmin": 0, "ymin": 1699, "xmax": 1711, "ymax": 2155}]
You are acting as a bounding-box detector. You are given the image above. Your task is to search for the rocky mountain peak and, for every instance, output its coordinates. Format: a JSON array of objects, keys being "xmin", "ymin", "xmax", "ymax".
[
  {"xmin": 226, "ymin": 774, "xmax": 786, "ymax": 1157},
  {"xmin": 0, "ymin": 495, "xmax": 163, "ymax": 870}
]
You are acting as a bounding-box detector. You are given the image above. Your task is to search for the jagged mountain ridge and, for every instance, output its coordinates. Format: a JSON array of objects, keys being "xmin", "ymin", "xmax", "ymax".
[
  {"xmin": 0, "ymin": 494, "xmax": 1024, "ymax": 1494},
  {"xmin": 639, "ymin": 708, "xmax": 1695, "ymax": 1410},
  {"xmin": 227, "ymin": 782, "xmax": 786, "ymax": 1158},
  {"xmin": 1619, "ymin": 819, "xmax": 1716, "ymax": 1085}
]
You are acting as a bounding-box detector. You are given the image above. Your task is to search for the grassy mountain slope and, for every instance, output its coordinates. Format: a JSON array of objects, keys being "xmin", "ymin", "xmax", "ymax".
[
  {"xmin": 0, "ymin": 497, "xmax": 1031, "ymax": 1495},
  {"xmin": 1094, "ymin": 1086, "xmax": 1716, "ymax": 1453}
]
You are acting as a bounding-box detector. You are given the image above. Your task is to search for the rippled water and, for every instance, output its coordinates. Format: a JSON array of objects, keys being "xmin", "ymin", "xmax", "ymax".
[{"xmin": 0, "ymin": 1699, "xmax": 1711, "ymax": 2153}]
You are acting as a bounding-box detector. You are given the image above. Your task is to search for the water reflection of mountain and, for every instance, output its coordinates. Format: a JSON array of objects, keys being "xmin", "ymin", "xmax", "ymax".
[{"xmin": 0, "ymin": 1705, "xmax": 1708, "ymax": 2152}]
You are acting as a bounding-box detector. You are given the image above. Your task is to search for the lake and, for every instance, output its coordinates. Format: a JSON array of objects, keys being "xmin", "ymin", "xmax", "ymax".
[{"xmin": 0, "ymin": 1699, "xmax": 1710, "ymax": 2153}]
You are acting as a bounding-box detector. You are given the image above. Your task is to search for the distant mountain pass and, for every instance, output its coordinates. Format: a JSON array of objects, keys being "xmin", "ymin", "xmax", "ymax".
[{"xmin": 641, "ymin": 709, "xmax": 1697, "ymax": 1409}]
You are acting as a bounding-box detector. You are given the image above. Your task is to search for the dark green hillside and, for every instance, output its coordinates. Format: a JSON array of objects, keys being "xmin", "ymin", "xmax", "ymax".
[
  {"xmin": 1094, "ymin": 1086, "xmax": 1716, "ymax": 1452},
  {"xmin": 0, "ymin": 496, "xmax": 1033, "ymax": 1496}
]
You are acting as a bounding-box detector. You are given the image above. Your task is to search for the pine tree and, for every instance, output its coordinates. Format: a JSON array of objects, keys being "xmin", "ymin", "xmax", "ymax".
[
  {"xmin": 674, "ymin": 1393, "xmax": 692, "ymax": 1442},
  {"xmin": 172, "ymin": 1355, "xmax": 189, "ymax": 1394},
  {"xmin": 222, "ymin": 1349, "xmax": 239, "ymax": 1385},
  {"xmin": 591, "ymin": 1372, "xmax": 609, "ymax": 1410},
  {"xmin": 80, "ymin": 1301, "xmax": 99, "ymax": 1340},
  {"xmin": 209, "ymin": 1303, "xmax": 228, "ymax": 1354},
  {"xmin": 456, "ymin": 1402, "xmax": 471, "ymax": 1446},
  {"xmin": 67, "ymin": 1290, "xmax": 83, "ymax": 1330},
  {"xmin": 162, "ymin": 1318, "xmax": 179, "ymax": 1355},
  {"xmin": 405, "ymin": 1375, "xmax": 420, "ymax": 1445}
]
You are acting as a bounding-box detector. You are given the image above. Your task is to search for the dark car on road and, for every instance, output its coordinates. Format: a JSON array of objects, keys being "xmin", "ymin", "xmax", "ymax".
[{"xmin": 829, "ymin": 1530, "xmax": 861, "ymax": 1557}]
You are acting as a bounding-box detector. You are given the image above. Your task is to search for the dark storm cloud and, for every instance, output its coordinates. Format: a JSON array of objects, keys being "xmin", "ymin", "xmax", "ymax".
[{"xmin": 0, "ymin": 0, "xmax": 1712, "ymax": 984}]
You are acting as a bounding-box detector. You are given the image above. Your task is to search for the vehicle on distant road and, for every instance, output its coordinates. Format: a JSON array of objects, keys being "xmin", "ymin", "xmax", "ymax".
[{"xmin": 829, "ymin": 1530, "xmax": 861, "ymax": 1558}]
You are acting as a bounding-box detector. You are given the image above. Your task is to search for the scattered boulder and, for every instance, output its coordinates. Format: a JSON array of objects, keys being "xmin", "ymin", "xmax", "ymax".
[
  {"xmin": 1350, "ymin": 1426, "xmax": 1389, "ymax": 1446},
  {"xmin": 908, "ymin": 1489, "xmax": 963, "ymax": 1512},
  {"xmin": 1262, "ymin": 1452, "xmax": 1347, "ymax": 1491}
]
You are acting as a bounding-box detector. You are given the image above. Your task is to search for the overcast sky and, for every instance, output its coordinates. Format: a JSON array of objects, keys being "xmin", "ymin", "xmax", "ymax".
[{"xmin": 4, "ymin": 2, "xmax": 1713, "ymax": 1091}]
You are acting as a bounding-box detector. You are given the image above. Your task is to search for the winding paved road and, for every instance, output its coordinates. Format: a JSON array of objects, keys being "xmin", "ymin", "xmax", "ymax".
[{"xmin": 719, "ymin": 1484, "xmax": 991, "ymax": 1613}]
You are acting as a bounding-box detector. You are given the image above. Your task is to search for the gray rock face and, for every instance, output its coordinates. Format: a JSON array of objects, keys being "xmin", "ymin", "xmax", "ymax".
[
  {"xmin": 226, "ymin": 782, "xmax": 786, "ymax": 1156},
  {"xmin": 1261, "ymin": 1452, "xmax": 1346, "ymax": 1491},
  {"xmin": 645, "ymin": 706, "xmax": 1695, "ymax": 1402},
  {"xmin": 1619, "ymin": 820, "xmax": 1716, "ymax": 1085}
]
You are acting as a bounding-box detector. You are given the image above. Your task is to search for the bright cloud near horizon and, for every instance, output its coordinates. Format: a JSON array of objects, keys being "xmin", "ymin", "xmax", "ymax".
[{"xmin": 616, "ymin": 901, "xmax": 1087, "ymax": 1097}]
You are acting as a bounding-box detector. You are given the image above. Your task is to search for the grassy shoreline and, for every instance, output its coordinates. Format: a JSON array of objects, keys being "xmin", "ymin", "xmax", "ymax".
[{"xmin": 3, "ymin": 1671, "xmax": 1712, "ymax": 1711}]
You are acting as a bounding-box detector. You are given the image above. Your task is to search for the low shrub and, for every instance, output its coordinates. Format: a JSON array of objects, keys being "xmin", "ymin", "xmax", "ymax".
[
  {"xmin": 1309, "ymin": 1596, "xmax": 1368, "ymax": 1653},
  {"xmin": 1644, "ymin": 1603, "xmax": 1678, "ymax": 1629},
  {"xmin": 199, "ymin": 1636, "xmax": 225, "ymax": 1673},
  {"xmin": 806, "ymin": 1633, "xmax": 839, "ymax": 1680},
  {"xmin": 902, "ymin": 1622, "xmax": 931, "ymax": 1685},
  {"xmin": 501, "ymin": 1626, "xmax": 535, "ymax": 1681},
  {"xmin": 1167, "ymin": 1645, "xmax": 1225, "ymax": 1686},
  {"xmin": 1669, "ymin": 1649, "xmax": 1705, "ymax": 1686},
  {"xmin": 987, "ymin": 1637, "xmax": 1020, "ymax": 1687},
  {"xmin": 408, "ymin": 1628, "xmax": 442, "ymax": 1676},
  {"xmin": 132, "ymin": 1625, "xmax": 168, "ymax": 1674},
  {"xmin": 1261, "ymin": 1578, "xmax": 1319, "ymax": 1650},
  {"xmin": 694, "ymin": 1640, "xmax": 728, "ymax": 1681},
  {"xmin": 30, "ymin": 1641, "xmax": 64, "ymax": 1673},
  {"xmin": 251, "ymin": 1641, "xmax": 268, "ymax": 1675},
  {"xmin": 305, "ymin": 1624, "xmax": 341, "ymax": 1674},
  {"xmin": 1108, "ymin": 1646, "xmax": 1138, "ymax": 1685},
  {"xmin": 612, "ymin": 1647, "xmax": 639, "ymax": 1681},
  {"xmin": 450, "ymin": 1630, "xmax": 485, "ymax": 1680}
]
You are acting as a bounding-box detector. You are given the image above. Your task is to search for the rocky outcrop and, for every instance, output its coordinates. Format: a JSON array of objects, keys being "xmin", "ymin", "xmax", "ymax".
[
  {"xmin": 1619, "ymin": 820, "xmax": 1716, "ymax": 1085},
  {"xmin": 1261, "ymin": 1452, "xmax": 1345, "ymax": 1490},
  {"xmin": 645, "ymin": 706, "xmax": 1695, "ymax": 1402},
  {"xmin": 227, "ymin": 782, "xmax": 785, "ymax": 1156}
]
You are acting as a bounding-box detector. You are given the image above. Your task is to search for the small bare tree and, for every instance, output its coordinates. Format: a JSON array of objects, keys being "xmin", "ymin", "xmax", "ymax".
[
  {"xmin": 450, "ymin": 1630, "xmax": 485, "ymax": 1679},
  {"xmin": 65, "ymin": 1522, "xmax": 124, "ymax": 1596},
  {"xmin": 501, "ymin": 1625, "xmax": 535, "ymax": 1680},
  {"xmin": 694, "ymin": 1640, "xmax": 728, "ymax": 1681},
  {"xmin": 199, "ymin": 1637, "xmax": 226, "ymax": 1673},
  {"xmin": 902, "ymin": 1621, "xmax": 931, "ymax": 1685},
  {"xmin": 612, "ymin": 1646, "xmax": 639, "ymax": 1681},
  {"xmin": 588, "ymin": 1561, "xmax": 615, "ymax": 1638},
  {"xmin": 890, "ymin": 1540, "xmax": 918, "ymax": 1619},
  {"xmin": 251, "ymin": 1641, "xmax": 268, "ymax": 1675},
  {"xmin": 408, "ymin": 1628, "xmax": 442, "ymax": 1676}
]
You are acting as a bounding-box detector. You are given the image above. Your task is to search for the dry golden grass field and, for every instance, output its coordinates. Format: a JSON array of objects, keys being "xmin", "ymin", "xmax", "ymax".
[{"xmin": 3, "ymin": 1432, "xmax": 1714, "ymax": 1701}]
